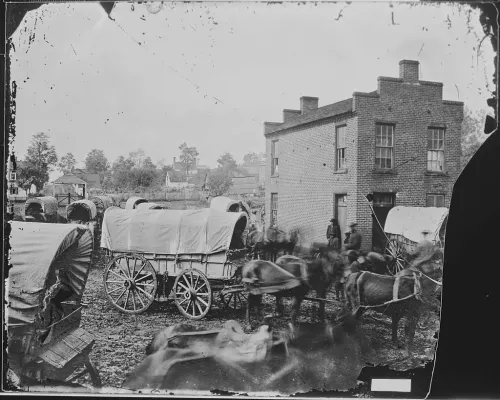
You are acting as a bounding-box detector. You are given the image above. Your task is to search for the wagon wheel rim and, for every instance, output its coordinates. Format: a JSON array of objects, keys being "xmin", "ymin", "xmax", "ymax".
[
  {"xmin": 219, "ymin": 290, "xmax": 247, "ymax": 311},
  {"xmin": 174, "ymin": 268, "xmax": 212, "ymax": 320},
  {"xmin": 103, "ymin": 254, "xmax": 157, "ymax": 314},
  {"xmin": 385, "ymin": 239, "xmax": 407, "ymax": 275}
]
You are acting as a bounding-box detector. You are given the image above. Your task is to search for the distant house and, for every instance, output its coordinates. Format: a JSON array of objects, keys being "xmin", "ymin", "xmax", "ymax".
[
  {"xmin": 172, "ymin": 157, "xmax": 210, "ymax": 177},
  {"xmin": 229, "ymin": 171, "xmax": 261, "ymax": 196},
  {"xmin": 165, "ymin": 171, "xmax": 190, "ymax": 190},
  {"xmin": 52, "ymin": 173, "xmax": 88, "ymax": 198},
  {"xmin": 73, "ymin": 168, "xmax": 102, "ymax": 190},
  {"xmin": 7, "ymin": 157, "xmax": 36, "ymax": 200}
]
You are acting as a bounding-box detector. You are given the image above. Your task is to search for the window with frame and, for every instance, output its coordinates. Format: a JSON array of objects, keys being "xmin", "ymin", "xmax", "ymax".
[
  {"xmin": 375, "ymin": 124, "xmax": 394, "ymax": 169},
  {"xmin": 271, "ymin": 140, "xmax": 279, "ymax": 176},
  {"xmin": 336, "ymin": 126, "xmax": 347, "ymax": 170},
  {"xmin": 426, "ymin": 194, "xmax": 445, "ymax": 207},
  {"xmin": 373, "ymin": 192, "xmax": 394, "ymax": 207},
  {"xmin": 9, "ymin": 187, "xmax": 19, "ymax": 195},
  {"xmin": 427, "ymin": 128, "xmax": 445, "ymax": 172},
  {"xmin": 9, "ymin": 172, "xmax": 16, "ymax": 181},
  {"xmin": 271, "ymin": 193, "xmax": 278, "ymax": 226}
]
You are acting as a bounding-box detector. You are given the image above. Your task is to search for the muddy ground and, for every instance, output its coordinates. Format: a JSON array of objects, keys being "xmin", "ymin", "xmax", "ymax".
[{"xmin": 78, "ymin": 249, "xmax": 440, "ymax": 391}]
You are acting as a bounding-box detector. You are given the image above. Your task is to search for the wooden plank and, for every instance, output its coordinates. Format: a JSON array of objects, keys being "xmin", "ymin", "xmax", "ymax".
[{"xmin": 38, "ymin": 329, "xmax": 94, "ymax": 369}]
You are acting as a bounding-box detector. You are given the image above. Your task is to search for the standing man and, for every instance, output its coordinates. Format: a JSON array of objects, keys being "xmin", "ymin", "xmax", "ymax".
[
  {"xmin": 344, "ymin": 222, "xmax": 362, "ymax": 253},
  {"xmin": 326, "ymin": 218, "xmax": 341, "ymax": 250}
]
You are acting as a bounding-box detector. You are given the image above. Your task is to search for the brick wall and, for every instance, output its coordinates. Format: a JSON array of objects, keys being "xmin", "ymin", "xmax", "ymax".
[{"xmin": 264, "ymin": 60, "xmax": 463, "ymax": 252}]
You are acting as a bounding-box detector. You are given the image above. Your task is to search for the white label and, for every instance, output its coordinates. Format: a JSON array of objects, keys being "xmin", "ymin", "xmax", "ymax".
[{"xmin": 371, "ymin": 379, "xmax": 412, "ymax": 392}]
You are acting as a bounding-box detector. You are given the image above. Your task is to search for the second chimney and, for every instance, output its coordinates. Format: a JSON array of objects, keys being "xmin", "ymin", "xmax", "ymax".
[
  {"xmin": 399, "ymin": 60, "xmax": 419, "ymax": 83},
  {"xmin": 173, "ymin": 157, "xmax": 176, "ymax": 164},
  {"xmin": 283, "ymin": 109, "xmax": 301, "ymax": 122},
  {"xmin": 300, "ymin": 96, "xmax": 319, "ymax": 114}
]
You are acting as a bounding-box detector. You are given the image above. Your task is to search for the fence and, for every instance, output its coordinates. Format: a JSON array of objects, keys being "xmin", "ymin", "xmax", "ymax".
[
  {"xmin": 106, "ymin": 190, "xmax": 205, "ymax": 203},
  {"xmin": 56, "ymin": 193, "xmax": 85, "ymax": 206}
]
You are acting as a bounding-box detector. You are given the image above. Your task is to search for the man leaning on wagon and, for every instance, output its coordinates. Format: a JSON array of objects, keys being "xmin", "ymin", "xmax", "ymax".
[{"xmin": 344, "ymin": 222, "xmax": 362, "ymax": 254}]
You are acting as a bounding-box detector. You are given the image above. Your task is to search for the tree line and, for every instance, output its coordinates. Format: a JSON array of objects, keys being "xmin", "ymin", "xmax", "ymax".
[{"xmin": 16, "ymin": 134, "xmax": 265, "ymax": 197}]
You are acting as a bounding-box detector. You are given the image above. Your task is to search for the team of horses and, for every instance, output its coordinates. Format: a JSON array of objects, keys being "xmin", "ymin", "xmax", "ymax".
[{"xmin": 123, "ymin": 223, "xmax": 442, "ymax": 390}]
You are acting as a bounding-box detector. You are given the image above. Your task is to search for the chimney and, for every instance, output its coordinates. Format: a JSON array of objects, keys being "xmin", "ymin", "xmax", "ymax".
[
  {"xmin": 399, "ymin": 60, "xmax": 419, "ymax": 83},
  {"xmin": 300, "ymin": 96, "xmax": 319, "ymax": 114},
  {"xmin": 283, "ymin": 109, "xmax": 301, "ymax": 122},
  {"xmin": 173, "ymin": 157, "xmax": 176, "ymax": 164}
]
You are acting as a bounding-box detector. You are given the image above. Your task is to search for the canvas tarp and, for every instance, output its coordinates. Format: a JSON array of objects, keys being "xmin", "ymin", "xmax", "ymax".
[
  {"xmin": 89, "ymin": 195, "xmax": 114, "ymax": 215},
  {"xmin": 126, "ymin": 197, "xmax": 148, "ymax": 210},
  {"xmin": 66, "ymin": 200, "xmax": 97, "ymax": 221},
  {"xmin": 136, "ymin": 202, "xmax": 166, "ymax": 210},
  {"xmin": 7, "ymin": 222, "xmax": 93, "ymax": 327},
  {"xmin": 100, "ymin": 207, "xmax": 248, "ymax": 255},
  {"xmin": 210, "ymin": 197, "xmax": 250, "ymax": 216},
  {"xmin": 25, "ymin": 197, "xmax": 58, "ymax": 216},
  {"xmin": 384, "ymin": 206, "xmax": 448, "ymax": 243}
]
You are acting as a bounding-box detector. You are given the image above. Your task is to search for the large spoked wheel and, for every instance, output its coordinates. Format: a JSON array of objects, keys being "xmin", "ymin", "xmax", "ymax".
[
  {"xmin": 174, "ymin": 268, "xmax": 212, "ymax": 320},
  {"xmin": 103, "ymin": 253, "xmax": 157, "ymax": 314},
  {"xmin": 385, "ymin": 238, "xmax": 407, "ymax": 275},
  {"xmin": 219, "ymin": 287, "xmax": 247, "ymax": 311}
]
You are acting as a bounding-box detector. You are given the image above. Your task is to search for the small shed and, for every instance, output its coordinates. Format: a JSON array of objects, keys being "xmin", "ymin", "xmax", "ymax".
[{"xmin": 52, "ymin": 174, "xmax": 88, "ymax": 199}]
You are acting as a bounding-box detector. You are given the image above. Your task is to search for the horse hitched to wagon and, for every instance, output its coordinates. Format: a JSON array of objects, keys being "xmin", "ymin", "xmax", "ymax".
[
  {"xmin": 383, "ymin": 206, "xmax": 448, "ymax": 274},
  {"xmin": 6, "ymin": 222, "xmax": 101, "ymax": 388},
  {"xmin": 100, "ymin": 207, "xmax": 248, "ymax": 319}
]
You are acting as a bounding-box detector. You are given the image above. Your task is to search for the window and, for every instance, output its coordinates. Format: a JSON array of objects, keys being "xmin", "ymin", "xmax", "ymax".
[
  {"xmin": 336, "ymin": 126, "xmax": 347, "ymax": 170},
  {"xmin": 9, "ymin": 187, "xmax": 19, "ymax": 195},
  {"xmin": 271, "ymin": 193, "xmax": 278, "ymax": 226},
  {"xmin": 373, "ymin": 192, "xmax": 394, "ymax": 207},
  {"xmin": 427, "ymin": 128, "xmax": 445, "ymax": 172},
  {"xmin": 375, "ymin": 124, "xmax": 394, "ymax": 169},
  {"xmin": 271, "ymin": 140, "xmax": 279, "ymax": 175},
  {"xmin": 427, "ymin": 194, "xmax": 445, "ymax": 207},
  {"xmin": 9, "ymin": 172, "xmax": 16, "ymax": 181}
]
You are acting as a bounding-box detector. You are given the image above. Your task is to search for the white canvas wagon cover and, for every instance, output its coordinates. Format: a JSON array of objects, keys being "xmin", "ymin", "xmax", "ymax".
[
  {"xmin": 210, "ymin": 196, "xmax": 250, "ymax": 216},
  {"xmin": 101, "ymin": 207, "xmax": 248, "ymax": 255},
  {"xmin": 384, "ymin": 206, "xmax": 448, "ymax": 243},
  {"xmin": 7, "ymin": 222, "xmax": 94, "ymax": 327}
]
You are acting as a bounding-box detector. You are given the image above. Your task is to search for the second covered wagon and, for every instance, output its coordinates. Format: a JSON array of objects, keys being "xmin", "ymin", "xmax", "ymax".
[{"xmin": 100, "ymin": 207, "xmax": 248, "ymax": 320}]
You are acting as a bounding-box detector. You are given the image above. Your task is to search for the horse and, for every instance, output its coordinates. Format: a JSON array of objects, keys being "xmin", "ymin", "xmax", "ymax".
[
  {"xmin": 343, "ymin": 259, "xmax": 442, "ymax": 354},
  {"xmin": 246, "ymin": 226, "xmax": 300, "ymax": 262},
  {"xmin": 123, "ymin": 315, "xmax": 372, "ymax": 393},
  {"xmin": 242, "ymin": 250, "xmax": 343, "ymax": 326}
]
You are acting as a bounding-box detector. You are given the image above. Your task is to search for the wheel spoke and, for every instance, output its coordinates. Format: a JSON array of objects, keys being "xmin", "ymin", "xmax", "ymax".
[
  {"xmin": 191, "ymin": 300, "xmax": 196, "ymax": 316},
  {"xmin": 107, "ymin": 287, "xmax": 122, "ymax": 294},
  {"xmin": 182, "ymin": 274, "xmax": 192, "ymax": 289},
  {"xmin": 198, "ymin": 297, "xmax": 209, "ymax": 307},
  {"xmin": 135, "ymin": 289, "xmax": 146, "ymax": 308},
  {"xmin": 178, "ymin": 297, "xmax": 190, "ymax": 306},
  {"xmin": 190, "ymin": 270, "xmax": 194, "ymax": 288},
  {"xmin": 195, "ymin": 300, "xmax": 204, "ymax": 315},
  {"xmin": 136, "ymin": 285, "xmax": 154, "ymax": 300},
  {"xmin": 177, "ymin": 282, "xmax": 190, "ymax": 292},
  {"xmin": 133, "ymin": 261, "xmax": 147, "ymax": 280},
  {"xmin": 114, "ymin": 288, "xmax": 128, "ymax": 303},
  {"xmin": 132, "ymin": 258, "xmax": 137, "ymax": 278},
  {"xmin": 124, "ymin": 288, "xmax": 130, "ymax": 309},
  {"xmin": 116, "ymin": 259, "xmax": 130, "ymax": 278},
  {"xmin": 194, "ymin": 274, "xmax": 200, "ymax": 289},
  {"xmin": 126, "ymin": 257, "xmax": 131, "ymax": 278},
  {"xmin": 131, "ymin": 288, "xmax": 137, "ymax": 312},
  {"xmin": 106, "ymin": 280, "xmax": 127, "ymax": 284},
  {"xmin": 135, "ymin": 273, "xmax": 153, "ymax": 283},
  {"xmin": 107, "ymin": 268, "xmax": 127, "ymax": 281},
  {"xmin": 197, "ymin": 282, "xmax": 207, "ymax": 291}
]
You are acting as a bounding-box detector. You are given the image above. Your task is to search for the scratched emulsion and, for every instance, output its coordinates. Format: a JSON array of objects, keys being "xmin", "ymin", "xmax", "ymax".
[{"xmin": 4, "ymin": 1, "xmax": 497, "ymax": 397}]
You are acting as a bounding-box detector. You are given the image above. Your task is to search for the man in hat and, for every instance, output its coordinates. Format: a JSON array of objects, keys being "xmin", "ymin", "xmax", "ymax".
[
  {"xmin": 344, "ymin": 222, "xmax": 362, "ymax": 252},
  {"xmin": 408, "ymin": 229, "xmax": 438, "ymax": 269},
  {"xmin": 326, "ymin": 218, "xmax": 341, "ymax": 250}
]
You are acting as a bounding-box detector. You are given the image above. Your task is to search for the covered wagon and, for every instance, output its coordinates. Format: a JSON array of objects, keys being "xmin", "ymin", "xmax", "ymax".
[
  {"xmin": 24, "ymin": 196, "xmax": 59, "ymax": 223},
  {"xmin": 384, "ymin": 206, "xmax": 448, "ymax": 274},
  {"xmin": 136, "ymin": 202, "xmax": 169, "ymax": 210},
  {"xmin": 210, "ymin": 196, "xmax": 251, "ymax": 216},
  {"xmin": 100, "ymin": 207, "xmax": 248, "ymax": 319},
  {"xmin": 6, "ymin": 222, "xmax": 101, "ymax": 388},
  {"xmin": 66, "ymin": 200, "xmax": 98, "ymax": 238},
  {"xmin": 125, "ymin": 196, "xmax": 148, "ymax": 210}
]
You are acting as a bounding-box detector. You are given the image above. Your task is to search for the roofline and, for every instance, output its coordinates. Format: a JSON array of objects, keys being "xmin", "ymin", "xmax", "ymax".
[{"xmin": 264, "ymin": 110, "xmax": 355, "ymax": 136}]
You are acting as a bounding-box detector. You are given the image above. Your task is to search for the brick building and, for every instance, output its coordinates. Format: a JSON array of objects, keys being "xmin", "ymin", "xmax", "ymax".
[{"xmin": 264, "ymin": 60, "xmax": 463, "ymax": 251}]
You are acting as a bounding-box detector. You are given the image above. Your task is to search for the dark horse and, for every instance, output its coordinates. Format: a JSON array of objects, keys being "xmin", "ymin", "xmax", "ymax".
[
  {"xmin": 246, "ymin": 226, "xmax": 300, "ymax": 262},
  {"xmin": 344, "ymin": 260, "xmax": 442, "ymax": 354},
  {"xmin": 242, "ymin": 250, "xmax": 344, "ymax": 326}
]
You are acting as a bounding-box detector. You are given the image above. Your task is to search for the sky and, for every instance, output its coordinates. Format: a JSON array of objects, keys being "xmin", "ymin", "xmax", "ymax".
[{"xmin": 9, "ymin": 1, "xmax": 495, "ymax": 182}]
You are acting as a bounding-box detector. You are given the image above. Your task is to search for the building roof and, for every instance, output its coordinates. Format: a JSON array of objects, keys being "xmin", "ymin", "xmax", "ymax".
[
  {"xmin": 53, "ymin": 173, "xmax": 87, "ymax": 185},
  {"xmin": 77, "ymin": 173, "xmax": 102, "ymax": 189},
  {"xmin": 266, "ymin": 97, "xmax": 354, "ymax": 135}
]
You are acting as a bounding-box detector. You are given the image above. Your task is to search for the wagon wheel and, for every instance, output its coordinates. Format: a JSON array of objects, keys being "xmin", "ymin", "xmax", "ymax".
[
  {"xmin": 385, "ymin": 238, "xmax": 407, "ymax": 275},
  {"xmin": 219, "ymin": 289, "xmax": 247, "ymax": 311},
  {"xmin": 174, "ymin": 268, "xmax": 212, "ymax": 320},
  {"xmin": 103, "ymin": 253, "xmax": 157, "ymax": 314}
]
